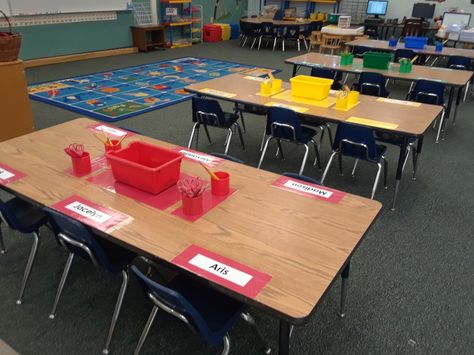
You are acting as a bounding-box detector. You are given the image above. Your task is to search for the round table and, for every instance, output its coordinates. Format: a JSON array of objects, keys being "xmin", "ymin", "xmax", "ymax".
[{"xmin": 240, "ymin": 16, "xmax": 313, "ymax": 26}]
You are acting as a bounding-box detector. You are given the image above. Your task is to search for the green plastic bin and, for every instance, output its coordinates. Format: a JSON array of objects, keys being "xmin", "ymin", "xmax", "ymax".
[
  {"xmin": 328, "ymin": 13, "xmax": 339, "ymax": 24},
  {"xmin": 363, "ymin": 52, "xmax": 393, "ymax": 70}
]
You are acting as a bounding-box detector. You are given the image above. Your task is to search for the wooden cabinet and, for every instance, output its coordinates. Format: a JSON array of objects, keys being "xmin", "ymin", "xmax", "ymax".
[
  {"xmin": 130, "ymin": 25, "xmax": 166, "ymax": 52},
  {"xmin": 0, "ymin": 60, "xmax": 35, "ymax": 142}
]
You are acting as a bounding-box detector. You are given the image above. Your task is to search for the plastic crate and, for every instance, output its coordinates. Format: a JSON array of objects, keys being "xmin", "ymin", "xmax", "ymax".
[
  {"xmin": 230, "ymin": 24, "xmax": 239, "ymax": 39},
  {"xmin": 215, "ymin": 23, "xmax": 231, "ymax": 40},
  {"xmin": 107, "ymin": 141, "xmax": 183, "ymax": 194},
  {"xmin": 203, "ymin": 24, "xmax": 222, "ymax": 42},
  {"xmin": 404, "ymin": 36, "xmax": 428, "ymax": 49},
  {"xmin": 363, "ymin": 51, "xmax": 393, "ymax": 70},
  {"xmin": 290, "ymin": 75, "xmax": 334, "ymax": 101},
  {"xmin": 328, "ymin": 13, "xmax": 339, "ymax": 24}
]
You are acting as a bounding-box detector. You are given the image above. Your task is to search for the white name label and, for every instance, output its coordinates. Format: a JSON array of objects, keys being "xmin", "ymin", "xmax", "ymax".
[
  {"xmin": 0, "ymin": 168, "xmax": 14, "ymax": 181},
  {"xmin": 189, "ymin": 254, "xmax": 253, "ymax": 287},
  {"xmin": 243, "ymin": 76, "xmax": 265, "ymax": 82},
  {"xmin": 283, "ymin": 180, "xmax": 333, "ymax": 198},
  {"xmin": 65, "ymin": 201, "xmax": 112, "ymax": 224},
  {"xmin": 179, "ymin": 149, "xmax": 217, "ymax": 164},
  {"xmin": 95, "ymin": 125, "xmax": 127, "ymax": 137}
]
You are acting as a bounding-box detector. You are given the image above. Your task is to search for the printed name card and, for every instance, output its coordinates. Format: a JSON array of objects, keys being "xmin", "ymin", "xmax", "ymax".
[
  {"xmin": 272, "ymin": 176, "xmax": 345, "ymax": 204},
  {"xmin": 51, "ymin": 195, "xmax": 131, "ymax": 232},
  {"xmin": 198, "ymin": 88, "xmax": 236, "ymax": 98},
  {"xmin": 243, "ymin": 76, "xmax": 265, "ymax": 82},
  {"xmin": 264, "ymin": 102, "xmax": 309, "ymax": 113},
  {"xmin": 88, "ymin": 123, "xmax": 133, "ymax": 137},
  {"xmin": 172, "ymin": 245, "xmax": 272, "ymax": 298},
  {"xmin": 376, "ymin": 98, "xmax": 421, "ymax": 107},
  {"xmin": 0, "ymin": 163, "xmax": 26, "ymax": 185},
  {"xmin": 173, "ymin": 147, "xmax": 224, "ymax": 167}
]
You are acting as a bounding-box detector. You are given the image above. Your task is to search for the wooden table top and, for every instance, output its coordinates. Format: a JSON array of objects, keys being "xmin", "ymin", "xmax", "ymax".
[
  {"xmin": 286, "ymin": 52, "xmax": 473, "ymax": 86},
  {"xmin": 345, "ymin": 39, "xmax": 474, "ymax": 59},
  {"xmin": 185, "ymin": 74, "xmax": 442, "ymax": 136},
  {"xmin": 241, "ymin": 16, "xmax": 312, "ymax": 26},
  {"xmin": 0, "ymin": 118, "xmax": 381, "ymax": 324}
]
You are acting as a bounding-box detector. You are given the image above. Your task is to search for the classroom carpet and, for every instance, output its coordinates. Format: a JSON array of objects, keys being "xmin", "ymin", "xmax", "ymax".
[
  {"xmin": 27, "ymin": 57, "xmax": 276, "ymax": 122},
  {"xmin": 1, "ymin": 40, "xmax": 473, "ymax": 355}
]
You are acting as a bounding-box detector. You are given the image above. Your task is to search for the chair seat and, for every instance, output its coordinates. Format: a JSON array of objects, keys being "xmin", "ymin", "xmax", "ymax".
[
  {"xmin": 4, "ymin": 198, "xmax": 48, "ymax": 234},
  {"xmin": 167, "ymin": 275, "xmax": 244, "ymax": 344}
]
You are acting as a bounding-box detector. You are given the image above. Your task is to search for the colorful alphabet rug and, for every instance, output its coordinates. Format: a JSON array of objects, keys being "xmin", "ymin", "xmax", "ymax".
[{"xmin": 28, "ymin": 57, "xmax": 277, "ymax": 122}]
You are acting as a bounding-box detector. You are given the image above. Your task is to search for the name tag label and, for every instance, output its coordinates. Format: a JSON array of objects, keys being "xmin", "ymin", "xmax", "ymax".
[
  {"xmin": 272, "ymin": 176, "xmax": 345, "ymax": 204},
  {"xmin": 243, "ymin": 76, "xmax": 265, "ymax": 82},
  {"xmin": 198, "ymin": 88, "xmax": 236, "ymax": 98},
  {"xmin": 88, "ymin": 123, "xmax": 134, "ymax": 138},
  {"xmin": 376, "ymin": 98, "xmax": 421, "ymax": 107},
  {"xmin": 173, "ymin": 147, "xmax": 224, "ymax": 167},
  {"xmin": 172, "ymin": 245, "xmax": 272, "ymax": 298},
  {"xmin": 0, "ymin": 163, "xmax": 26, "ymax": 185},
  {"xmin": 51, "ymin": 195, "xmax": 131, "ymax": 232},
  {"xmin": 264, "ymin": 101, "xmax": 309, "ymax": 113}
]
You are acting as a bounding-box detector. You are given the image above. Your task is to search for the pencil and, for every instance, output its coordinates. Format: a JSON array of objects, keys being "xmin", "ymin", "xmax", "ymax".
[{"xmin": 199, "ymin": 162, "xmax": 220, "ymax": 180}]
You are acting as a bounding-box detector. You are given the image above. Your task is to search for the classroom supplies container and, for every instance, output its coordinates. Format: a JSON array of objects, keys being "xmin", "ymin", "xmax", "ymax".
[
  {"xmin": 71, "ymin": 152, "xmax": 92, "ymax": 175},
  {"xmin": 340, "ymin": 53, "xmax": 354, "ymax": 66},
  {"xmin": 272, "ymin": 79, "xmax": 282, "ymax": 92},
  {"xmin": 203, "ymin": 24, "xmax": 222, "ymax": 42},
  {"xmin": 435, "ymin": 41, "xmax": 443, "ymax": 52},
  {"xmin": 290, "ymin": 75, "xmax": 334, "ymax": 101},
  {"xmin": 399, "ymin": 60, "xmax": 412, "ymax": 73},
  {"xmin": 328, "ymin": 13, "xmax": 340, "ymax": 24},
  {"xmin": 404, "ymin": 36, "xmax": 428, "ymax": 49},
  {"xmin": 182, "ymin": 194, "xmax": 203, "ymax": 215},
  {"xmin": 0, "ymin": 10, "xmax": 22, "ymax": 62},
  {"xmin": 215, "ymin": 23, "xmax": 231, "ymax": 40},
  {"xmin": 388, "ymin": 38, "xmax": 398, "ymax": 47},
  {"xmin": 230, "ymin": 24, "xmax": 239, "ymax": 39},
  {"xmin": 260, "ymin": 80, "xmax": 272, "ymax": 96},
  {"xmin": 211, "ymin": 172, "xmax": 230, "ymax": 196},
  {"xmin": 363, "ymin": 52, "xmax": 393, "ymax": 70},
  {"xmin": 107, "ymin": 141, "xmax": 183, "ymax": 194}
]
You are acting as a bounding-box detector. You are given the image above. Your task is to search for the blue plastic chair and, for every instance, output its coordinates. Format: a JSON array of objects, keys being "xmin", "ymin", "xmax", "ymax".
[
  {"xmin": 273, "ymin": 9, "xmax": 284, "ymax": 20},
  {"xmin": 447, "ymin": 56, "xmax": 471, "ymax": 70},
  {"xmin": 280, "ymin": 24, "xmax": 303, "ymax": 51},
  {"xmin": 282, "ymin": 172, "xmax": 321, "ymax": 185},
  {"xmin": 321, "ymin": 123, "xmax": 388, "ymax": 199},
  {"xmin": 258, "ymin": 22, "xmax": 278, "ymax": 50},
  {"xmin": 189, "ymin": 97, "xmax": 245, "ymax": 155},
  {"xmin": 0, "ymin": 197, "xmax": 48, "ymax": 304},
  {"xmin": 310, "ymin": 67, "xmax": 343, "ymax": 91},
  {"xmin": 352, "ymin": 45, "xmax": 372, "ymax": 58},
  {"xmin": 44, "ymin": 207, "xmax": 136, "ymax": 355},
  {"xmin": 353, "ymin": 72, "xmax": 390, "ymax": 97},
  {"xmin": 130, "ymin": 265, "xmax": 271, "ymax": 355},
  {"xmin": 210, "ymin": 152, "xmax": 244, "ymax": 164},
  {"xmin": 394, "ymin": 49, "xmax": 416, "ymax": 62},
  {"xmin": 258, "ymin": 107, "xmax": 321, "ymax": 174}
]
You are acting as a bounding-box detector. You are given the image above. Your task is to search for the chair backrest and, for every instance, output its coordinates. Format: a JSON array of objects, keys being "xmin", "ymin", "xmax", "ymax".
[
  {"xmin": 447, "ymin": 56, "xmax": 471, "ymax": 70},
  {"xmin": 192, "ymin": 97, "xmax": 226, "ymax": 127},
  {"xmin": 260, "ymin": 22, "xmax": 275, "ymax": 36},
  {"xmin": 402, "ymin": 19, "xmax": 423, "ymax": 37},
  {"xmin": 310, "ymin": 21, "xmax": 323, "ymax": 32},
  {"xmin": 0, "ymin": 199, "xmax": 23, "ymax": 231},
  {"xmin": 394, "ymin": 49, "xmax": 416, "ymax": 62},
  {"xmin": 310, "ymin": 67, "xmax": 336, "ymax": 80},
  {"xmin": 131, "ymin": 265, "xmax": 214, "ymax": 338},
  {"xmin": 210, "ymin": 153, "xmax": 244, "ymax": 164},
  {"xmin": 266, "ymin": 107, "xmax": 304, "ymax": 142},
  {"xmin": 333, "ymin": 123, "xmax": 379, "ymax": 160},
  {"xmin": 352, "ymin": 45, "xmax": 371, "ymax": 57},
  {"xmin": 409, "ymin": 79, "xmax": 445, "ymax": 105},
  {"xmin": 281, "ymin": 25, "xmax": 301, "ymax": 39},
  {"xmin": 322, "ymin": 34, "xmax": 342, "ymax": 47},
  {"xmin": 282, "ymin": 172, "xmax": 321, "ymax": 185},
  {"xmin": 44, "ymin": 207, "xmax": 110, "ymax": 268},
  {"xmin": 309, "ymin": 31, "xmax": 322, "ymax": 44},
  {"xmin": 363, "ymin": 22, "xmax": 379, "ymax": 38},
  {"xmin": 273, "ymin": 9, "xmax": 284, "ymax": 20},
  {"xmin": 358, "ymin": 72, "xmax": 388, "ymax": 97}
]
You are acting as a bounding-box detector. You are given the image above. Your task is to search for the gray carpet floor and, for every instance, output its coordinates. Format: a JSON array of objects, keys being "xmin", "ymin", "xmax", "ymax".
[{"xmin": 0, "ymin": 40, "xmax": 473, "ymax": 355}]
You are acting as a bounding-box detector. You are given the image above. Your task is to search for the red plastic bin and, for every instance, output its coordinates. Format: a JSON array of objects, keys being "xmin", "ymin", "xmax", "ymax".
[
  {"xmin": 203, "ymin": 24, "xmax": 222, "ymax": 42},
  {"xmin": 106, "ymin": 141, "xmax": 183, "ymax": 195}
]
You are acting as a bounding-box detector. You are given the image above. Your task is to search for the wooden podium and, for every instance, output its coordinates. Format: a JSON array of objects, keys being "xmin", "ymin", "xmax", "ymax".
[{"xmin": 0, "ymin": 60, "xmax": 35, "ymax": 142}]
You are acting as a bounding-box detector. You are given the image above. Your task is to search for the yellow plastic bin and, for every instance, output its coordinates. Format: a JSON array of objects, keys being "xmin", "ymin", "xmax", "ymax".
[
  {"xmin": 215, "ymin": 23, "xmax": 231, "ymax": 40},
  {"xmin": 290, "ymin": 75, "xmax": 334, "ymax": 101}
]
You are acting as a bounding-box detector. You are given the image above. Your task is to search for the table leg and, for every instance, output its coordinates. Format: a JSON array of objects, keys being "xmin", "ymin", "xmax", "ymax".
[
  {"xmin": 412, "ymin": 136, "xmax": 423, "ymax": 180},
  {"xmin": 452, "ymin": 86, "xmax": 462, "ymax": 125},
  {"xmin": 292, "ymin": 64, "xmax": 299, "ymax": 77},
  {"xmin": 391, "ymin": 136, "xmax": 409, "ymax": 211},
  {"xmin": 339, "ymin": 261, "xmax": 350, "ymax": 318},
  {"xmin": 279, "ymin": 320, "xmax": 291, "ymax": 355},
  {"xmin": 446, "ymin": 86, "xmax": 455, "ymax": 119}
]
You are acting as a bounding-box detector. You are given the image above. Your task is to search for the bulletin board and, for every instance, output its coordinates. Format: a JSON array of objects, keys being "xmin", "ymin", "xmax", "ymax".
[{"xmin": 7, "ymin": 0, "xmax": 129, "ymax": 16}]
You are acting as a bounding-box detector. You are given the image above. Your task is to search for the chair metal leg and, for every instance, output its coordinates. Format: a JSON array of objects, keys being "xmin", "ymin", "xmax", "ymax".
[
  {"xmin": 402, "ymin": 145, "xmax": 411, "ymax": 173},
  {"xmin": 311, "ymin": 139, "xmax": 321, "ymax": 169},
  {"xmin": 235, "ymin": 123, "xmax": 245, "ymax": 151},
  {"xmin": 282, "ymin": 39, "xmax": 285, "ymax": 52},
  {"xmin": 221, "ymin": 333, "xmax": 231, "ymax": 355},
  {"xmin": 338, "ymin": 152, "xmax": 343, "ymax": 176},
  {"xmin": 236, "ymin": 109, "xmax": 246, "ymax": 132},
  {"xmin": 383, "ymin": 157, "xmax": 388, "ymax": 189},
  {"xmin": 464, "ymin": 81, "xmax": 470, "ymax": 102},
  {"xmin": 276, "ymin": 139, "xmax": 284, "ymax": 159},
  {"xmin": 297, "ymin": 39, "xmax": 300, "ymax": 52},
  {"xmin": 258, "ymin": 36, "xmax": 262, "ymax": 50},
  {"xmin": 339, "ymin": 262, "xmax": 350, "ymax": 318},
  {"xmin": 224, "ymin": 128, "xmax": 233, "ymax": 155},
  {"xmin": 370, "ymin": 163, "xmax": 383, "ymax": 200},
  {"xmin": 242, "ymin": 37, "xmax": 248, "ymax": 47},
  {"xmin": 435, "ymin": 110, "xmax": 445, "ymax": 143},
  {"xmin": 203, "ymin": 125, "xmax": 212, "ymax": 145},
  {"xmin": 303, "ymin": 38, "xmax": 308, "ymax": 50},
  {"xmin": 0, "ymin": 224, "xmax": 6, "ymax": 254},
  {"xmin": 299, "ymin": 144, "xmax": 310, "ymax": 175},
  {"xmin": 273, "ymin": 37, "xmax": 277, "ymax": 51},
  {"xmin": 321, "ymin": 151, "xmax": 337, "ymax": 185},
  {"xmin": 16, "ymin": 231, "xmax": 40, "ymax": 305},
  {"xmin": 49, "ymin": 252, "xmax": 75, "ymax": 318},
  {"xmin": 260, "ymin": 130, "xmax": 267, "ymax": 152},
  {"xmin": 343, "ymin": 73, "xmax": 350, "ymax": 85},
  {"xmin": 351, "ymin": 159, "xmax": 359, "ymax": 177},
  {"xmin": 240, "ymin": 312, "xmax": 271, "ymax": 354},
  {"xmin": 258, "ymin": 137, "xmax": 273, "ymax": 169},
  {"xmin": 187, "ymin": 122, "xmax": 199, "ymax": 149},
  {"xmin": 411, "ymin": 146, "xmax": 419, "ymax": 181},
  {"xmin": 103, "ymin": 269, "xmax": 130, "ymax": 355},
  {"xmin": 251, "ymin": 37, "xmax": 257, "ymax": 49},
  {"xmin": 133, "ymin": 305, "xmax": 159, "ymax": 355}
]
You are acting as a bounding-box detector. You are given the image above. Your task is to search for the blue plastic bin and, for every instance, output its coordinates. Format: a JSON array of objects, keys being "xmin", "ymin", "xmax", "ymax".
[
  {"xmin": 404, "ymin": 37, "xmax": 428, "ymax": 49},
  {"xmin": 230, "ymin": 24, "xmax": 239, "ymax": 40}
]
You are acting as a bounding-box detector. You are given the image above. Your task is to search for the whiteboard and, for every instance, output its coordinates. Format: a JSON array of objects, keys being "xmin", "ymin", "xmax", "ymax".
[
  {"xmin": 0, "ymin": 0, "xmax": 12, "ymax": 16},
  {"xmin": 443, "ymin": 12, "xmax": 471, "ymax": 28},
  {"xmin": 10, "ymin": 0, "xmax": 130, "ymax": 16}
]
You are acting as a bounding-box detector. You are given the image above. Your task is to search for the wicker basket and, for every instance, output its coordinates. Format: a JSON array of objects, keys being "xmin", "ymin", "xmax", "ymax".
[{"xmin": 0, "ymin": 10, "xmax": 22, "ymax": 62}]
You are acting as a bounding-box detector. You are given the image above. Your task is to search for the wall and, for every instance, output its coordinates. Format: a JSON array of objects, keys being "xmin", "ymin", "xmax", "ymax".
[{"xmin": 385, "ymin": 0, "xmax": 474, "ymax": 23}]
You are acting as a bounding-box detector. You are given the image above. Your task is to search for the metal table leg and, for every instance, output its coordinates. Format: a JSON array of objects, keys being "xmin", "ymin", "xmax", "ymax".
[
  {"xmin": 446, "ymin": 86, "xmax": 455, "ymax": 119},
  {"xmin": 339, "ymin": 261, "xmax": 350, "ymax": 318},
  {"xmin": 292, "ymin": 64, "xmax": 300, "ymax": 77},
  {"xmin": 412, "ymin": 136, "xmax": 423, "ymax": 180},
  {"xmin": 279, "ymin": 320, "xmax": 291, "ymax": 355},
  {"xmin": 452, "ymin": 86, "xmax": 463, "ymax": 125},
  {"xmin": 391, "ymin": 136, "xmax": 409, "ymax": 211}
]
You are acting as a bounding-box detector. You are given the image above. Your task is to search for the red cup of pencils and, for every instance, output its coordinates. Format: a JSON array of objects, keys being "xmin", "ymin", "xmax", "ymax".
[
  {"xmin": 105, "ymin": 139, "xmax": 122, "ymax": 152},
  {"xmin": 211, "ymin": 172, "xmax": 230, "ymax": 196}
]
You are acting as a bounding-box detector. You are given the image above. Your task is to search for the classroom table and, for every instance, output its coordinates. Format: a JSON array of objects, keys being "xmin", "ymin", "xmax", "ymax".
[
  {"xmin": 285, "ymin": 52, "xmax": 473, "ymax": 127},
  {"xmin": 0, "ymin": 118, "xmax": 382, "ymax": 355},
  {"xmin": 240, "ymin": 16, "xmax": 312, "ymax": 26},
  {"xmin": 185, "ymin": 74, "xmax": 443, "ymax": 210}
]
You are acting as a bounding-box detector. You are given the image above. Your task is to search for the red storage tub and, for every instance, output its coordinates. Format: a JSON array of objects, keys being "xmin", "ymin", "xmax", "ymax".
[
  {"xmin": 203, "ymin": 24, "xmax": 222, "ymax": 42},
  {"xmin": 107, "ymin": 141, "xmax": 183, "ymax": 194}
]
